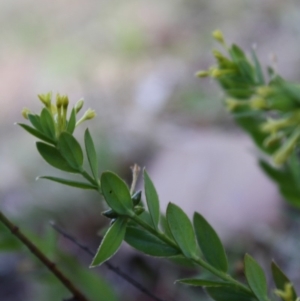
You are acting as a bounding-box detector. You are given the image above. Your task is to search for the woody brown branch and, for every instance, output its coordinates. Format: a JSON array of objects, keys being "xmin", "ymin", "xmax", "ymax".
[{"xmin": 0, "ymin": 210, "xmax": 89, "ymax": 301}]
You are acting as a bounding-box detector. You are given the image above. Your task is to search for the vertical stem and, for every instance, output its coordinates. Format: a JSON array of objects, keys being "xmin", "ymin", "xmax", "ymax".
[{"xmin": 0, "ymin": 211, "xmax": 89, "ymax": 301}]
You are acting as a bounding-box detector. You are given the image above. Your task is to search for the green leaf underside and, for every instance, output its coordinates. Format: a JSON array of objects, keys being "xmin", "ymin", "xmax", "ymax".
[
  {"xmin": 244, "ymin": 254, "xmax": 268, "ymax": 301},
  {"xmin": 166, "ymin": 203, "xmax": 198, "ymax": 259},
  {"xmin": 40, "ymin": 108, "xmax": 56, "ymax": 140},
  {"xmin": 90, "ymin": 217, "xmax": 127, "ymax": 267},
  {"xmin": 19, "ymin": 123, "xmax": 55, "ymax": 144},
  {"xmin": 144, "ymin": 170, "xmax": 160, "ymax": 230},
  {"xmin": 85, "ymin": 129, "xmax": 99, "ymax": 181},
  {"xmin": 36, "ymin": 142, "xmax": 79, "ymax": 173},
  {"xmin": 66, "ymin": 108, "xmax": 76, "ymax": 134},
  {"xmin": 58, "ymin": 132, "xmax": 83, "ymax": 169},
  {"xmin": 125, "ymin": 226, "xmax": 179, "ymax": 257},
  {"xmin": 206, "ymin": 286, "xmax": 254, "ymax": 301},
  {"xmin": 28, "ymin": 114, "xmax": 44, "ymax": 132},
  {"xmin": 193, "ymin": 212, "xmax": 228, "ymax": 272},
  {"xmin": 271, "ymin": 261, "xmax": 297, "ymax": 301},
  {"xmin": 251, "ymin": 48, "xmax": 265, "ymax": 85},
  {"xmin": 176, "ymin": 279, "xmax": 233, "ymax": 287},
  {"xmin": 39, "ymin": 176, "xmax": 97, "ymax": 189},
  {"xmin": 101, "ymin": 172, "xmax": 133, "ymax": 216}
]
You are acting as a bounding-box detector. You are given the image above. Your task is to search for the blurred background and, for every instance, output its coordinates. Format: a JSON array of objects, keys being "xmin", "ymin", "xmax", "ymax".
[{"xmin": 1, "ymin": 0, "xmax": 300, "ymax": 300}]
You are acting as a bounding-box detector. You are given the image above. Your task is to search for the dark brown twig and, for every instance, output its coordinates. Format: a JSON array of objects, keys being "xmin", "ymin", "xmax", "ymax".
[
  {"xmin": 0, "ymin": 211, "xmax": 89, "ymax": 301},
  {"xmin": 50, "ymin": 221, "xmax": 168, "ymax": 301}
]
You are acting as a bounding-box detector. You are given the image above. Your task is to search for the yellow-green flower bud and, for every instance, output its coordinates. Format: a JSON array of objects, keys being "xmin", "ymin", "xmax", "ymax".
[
  {"xmin": 75, "ymin": 99, "xmax": 84, "ymax": 113},
  {"xmin": 261, "ymin": 118, "xmax": 296, "ymax": 134},
  {"xmin": 56, "ymin": 94, "xmax": 63, "ymax": 108},
  {"xmin": 50, "ymin": 104, "xmax": 57, "ymax": 115},
  {"xmin": 273, "ymin": 128, "xmax": 300, "ymax": 165},
  {"xmin": 212, "ymin": 30, "xmax": 226, "ymax": 46},
  {"xmin": 256, "ymin": 86, "xmax": 274, "ymax": 98},
  {"xmin": 225, "ymin": 98, "xmax": 247, "ymax": 111},
  {"xmin": 21, "ymin": 107, "xmax": 31, "ymax": 119},
  {"xmin": 263, "ymin": 132, "xmax": 284, "ymax": 148},
  {"xmin": 250, "ymin": 97, "xmax": 268, "ymax": 110},
  {"xmin": 211, "ymin": 68, "xmax": 235, "ymax": 78},
  {"xmin": 195, "ymin": 70, "xmax": 210, "ymax": 78},
  {"xmin": 76, "ymin": 108, "xmax": 96, "ymax": 126},
  {"xmin": 274, "ymin": 283, "xmax": 294, "ymax": 301},
  {"xmin": 38, "ymin": 92, "xmax": 52, "ymax": 108},
  {"xmin": 61, "ymin": 95, "xmax": 69, "ymax": 109},
  {"xmin": 84, "ymin": 108, "xmax": 96, "ymax": 120}
]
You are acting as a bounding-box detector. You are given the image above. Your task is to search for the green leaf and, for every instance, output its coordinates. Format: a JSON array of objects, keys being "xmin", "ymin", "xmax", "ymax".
[
  {"xmin": 251, "ymin": 48, "xmax": 265, "ymax": 85},
  {"xmin": 66, "ymin": 108, "xmax": 76, "ymax": 134},
  {"xmin": 125, "ymin": 226, "xmax": 180, "ymax": 257},
  {"xmin": 160, "ymin": 214, "xmax": 173, "ymax": 239},
  {"xmin": 207, "ymin": 286, "xmax": 254, "ymax": 301},
  {"xmin": 229, "ymin": 44, "xmax": 247, "ymax": 61},
  {"xmin": 271, "ymin": 261, "xmax": 297, "ymax": 301},
  {"xmin": 38, "ymin": 176, "xmax": 97, "ymax": 190},
  {"xmin": 58, "ymin": 132, "xmax": 83, "ymax": 170},
  {"xmin": 90, "ymin": 217, "xmax": 127, "ymax": 267},
  {"xmin": 40, "ymin": 108, "xmax": 56, "ymax": 140},
  {"xmin": 166, "ymin": 203, "xmax": 198, "ymax": 259},
  {"xmin": 143, "ymin": 169, "xmax": 160, "ymax": 230},
  {"xmin": 193, "ymin": 212, "xmax": 228, "ymax": 272},
  {"xmin": 176, "ymin": 279, "xmax": 233, "ymax": 287},
  {"xmin": 18, "ymin": 123, "xmax": 56, "ymax": 144},
  {"xmin": 260, "ymin": 160, "xmax": 300, "ymax": 207},
  {"xmin": 101, "ymin": 171, "xmax": 134, "ymax": 216},
  {"xmin": 28, "ymin": 114, "xmax": 44, "ymax": 132},
  {"xmin": 84, "ymin": 129, "xmax": 99, "ymax": 181},
  {"xmin": 244, "ymin": 254, "xmax": 268, "ymax": 301},
  {"xmin": 36, "ymin": 142, "xmax": 79, "ymax": 173}
]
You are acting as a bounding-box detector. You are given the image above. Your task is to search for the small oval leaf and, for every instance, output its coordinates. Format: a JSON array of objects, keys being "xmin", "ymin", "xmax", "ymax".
[
  {"xmin": 207, "ymin": 286, "xmax": 254, "ymax": 301},
  {"xmin": 143, "ymin": 170, "xmax": 160, "ymax": 230},
  {"xmin": 244, "ymin": 254, "xmax": 268, "ymax": 301},
  {"xmin": 193, "ymin": 212, "xmax": 228, "ymax": 272},
  {"xmin": 101, "ymin": 172, "xmax": 134, "ymax": 216},
  {"xmin": 271, "ymin": 261, "xmax": 297, "ymax": 301},
  {"xmin": 66, "ymin": 108, "xmax": 76, "ymax": 134},
  {"xmin": 40, "ymin": 108, "xmax": 56, "ymax": 139},
  {"xmin": 90, "ymin": 217, "xmax": 127, "ymax": 267},
  {"xmin": 85, "ymin": 129, "xmax": 99, "ymax": 181},
  {"xmin": 19, "ymin": 123, "xmax": 55, "ymax": 144},
  {"xmin": 166, "ymin": 203, "xmax": 198, "ymax": 259},
  {"xmin": 58, "ymin": 132, "xmax": 83, "ymax": 170},
  {"xmin": 36, "ymin": 142, "xmax": 79, "ymax": 173},
  {"xmin": 28, "ymin": 114, "xmax": 44, "ymax": 132},
  {"xmin": 39, "ymin": 176, "xmax": 97, "ymax": 189},
  {"xmin": 125, "ymin": 226, "xmax": 180, "ymax": 257}
]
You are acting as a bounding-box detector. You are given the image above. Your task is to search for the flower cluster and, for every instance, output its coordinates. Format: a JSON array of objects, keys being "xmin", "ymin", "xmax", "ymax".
[
  {"xmin": 20, "ymin": 93, "xmax": 96, "ymax": 144},
  {"xmin": 198, "ymin": 30, "xmax": 300, "ymax": 165}
]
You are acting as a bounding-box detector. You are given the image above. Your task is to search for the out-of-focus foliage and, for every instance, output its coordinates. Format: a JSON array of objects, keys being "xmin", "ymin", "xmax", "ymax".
[{"xmin": 198, "ymin": 30, "xmax": 300, "ymax": 207}]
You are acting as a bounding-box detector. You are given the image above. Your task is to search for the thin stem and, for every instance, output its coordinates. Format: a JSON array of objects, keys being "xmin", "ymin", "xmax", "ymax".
[
  {"xmin": 0, "ymin": 211, "xmax": 89, "ymax": 301},
  {"xmin": 50, "ymin": 222, "xmax": 168, "ymax": 301},
  {"xmin": 131, "ymin": 215, "xmax": 179, "ymax": 250},
  {"xmin": 192, "ymin": 257, "xmax": 251, "ymax": 293},
  {"xmin": 131, "ymin": 215, "xmax": 252, "ymax": 294},
  {"xmin": 81, "ymin": 169, "xmax": 100, "ymax": 189}
]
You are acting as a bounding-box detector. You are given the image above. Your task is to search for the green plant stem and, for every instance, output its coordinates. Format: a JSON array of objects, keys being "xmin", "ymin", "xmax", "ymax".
[
  {"xmin": 131, "ymin": 215, "xmax": 252, "ymax": 294},
  {"xmin": 81, "ymin": 169, "xmax": 100, "ymax": 189},
  {"xmin": 0, "ymin": 210, "xmax": 89, "ymax": 301},
  {"xmin": 131, "ymin": 215, "xmax": 179, "ymax": 249}
]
